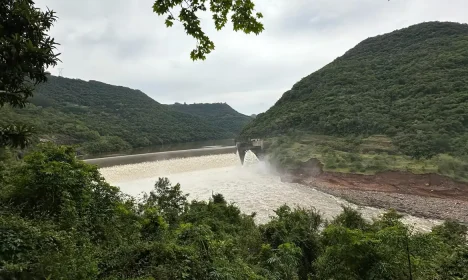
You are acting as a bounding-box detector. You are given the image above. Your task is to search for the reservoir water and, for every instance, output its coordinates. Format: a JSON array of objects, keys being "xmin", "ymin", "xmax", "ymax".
[
  {"xmin": 98, "ymin": 149, "xmax": 441, "ymax": 231},
  {"xmin": 82, "ymin": 139, "xmax": 234, "ymax": 160}
]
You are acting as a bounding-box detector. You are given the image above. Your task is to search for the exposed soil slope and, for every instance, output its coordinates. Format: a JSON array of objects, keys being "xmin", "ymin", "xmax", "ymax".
[{"xmin": 281, "ymin": 160, "xmax": 468, "ymax": 223}]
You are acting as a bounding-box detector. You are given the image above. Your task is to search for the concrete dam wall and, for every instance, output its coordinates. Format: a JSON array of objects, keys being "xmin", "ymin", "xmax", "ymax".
[{"xmin": 84, "ymin": 146, "xmax": 237, "ymax": 168}]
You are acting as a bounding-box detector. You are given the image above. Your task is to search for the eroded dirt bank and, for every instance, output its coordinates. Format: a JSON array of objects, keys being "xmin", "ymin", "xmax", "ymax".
[{"xmin": 280, "ymin": 159, "xmax": 468, "ymax": 223}]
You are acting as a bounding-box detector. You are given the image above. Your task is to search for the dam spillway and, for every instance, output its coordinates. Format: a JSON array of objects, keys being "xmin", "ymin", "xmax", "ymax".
[{"xmin": 84, "ymin": 146, "xmax": 237, "ymax": 168}]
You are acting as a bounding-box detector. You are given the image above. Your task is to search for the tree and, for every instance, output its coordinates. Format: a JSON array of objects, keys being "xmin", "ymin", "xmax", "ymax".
[
  {"xmin": 153, "ymin": 0, "xmax": 264, "ymax": 60},
  {"xmin": 0, "ymin": 0, "xmax": 59, "ymax": 148},
  {"xmin": 144, "ymin": 177, "xmax": 189, "ymax": 226},
  {"xmin": 0, "ymin": 125, "xmax": 32, "ymax": 148},
  {"xmin": 2, "ymin": 144, "xmax": 122, "ymax": 231}
]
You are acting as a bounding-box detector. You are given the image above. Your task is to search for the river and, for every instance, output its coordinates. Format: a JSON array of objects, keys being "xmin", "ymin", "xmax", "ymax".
[{"xmin": 97, "ymin": 148, "xmax": 441, "ymax": 231}]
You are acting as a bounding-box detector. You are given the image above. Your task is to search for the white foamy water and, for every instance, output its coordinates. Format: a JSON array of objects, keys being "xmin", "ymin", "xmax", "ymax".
[{"xmin": 100, "ymin": 151, "xmax": 441, "ymax": 231}]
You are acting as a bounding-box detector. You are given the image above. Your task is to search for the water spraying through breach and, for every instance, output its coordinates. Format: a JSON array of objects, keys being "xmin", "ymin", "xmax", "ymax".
[
  {"xmin": 243, "ymin": 150, "xmax": 260, "ymax": 165},
  {"xmin": 236, "ymin": 139, "xmax": 265, "ymax": 164}
]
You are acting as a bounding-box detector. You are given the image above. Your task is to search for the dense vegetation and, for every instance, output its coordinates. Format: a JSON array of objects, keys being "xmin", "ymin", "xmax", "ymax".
[
  {"xmin": 169, "ymin": 103, "xmax": 252, "ymax": 136},
  {"xmin": 241, "ymin": 22, "xmax": 468, "ymax": 159},
  {"xmin": 0, "ymin": 144, "xmax": 466, "ymax": 280},
  {"xmin": 0, "ymin": 76, "xmax": 247, "ymax": 154},
  {"xmin": 266, "ymin": 134, "xmax": 468, "ymax": 182}
]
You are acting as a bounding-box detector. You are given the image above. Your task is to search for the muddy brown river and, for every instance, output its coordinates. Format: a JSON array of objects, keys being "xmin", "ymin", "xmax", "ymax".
[{"xmin": 99, "ymin": 150, "xmax": 441, "ymax": 231}]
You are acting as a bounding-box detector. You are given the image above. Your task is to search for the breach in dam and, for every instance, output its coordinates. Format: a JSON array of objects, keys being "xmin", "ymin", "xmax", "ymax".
[{"xmin": 236, "ymin": 139, "xmax": 265, "ymax": 164}]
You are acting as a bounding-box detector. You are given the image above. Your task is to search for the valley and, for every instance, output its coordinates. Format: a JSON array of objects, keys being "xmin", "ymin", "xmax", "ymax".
[
  {"xmin": 0, "ymin": 76, "xmax": 251, "ymax": 155},
  {"xmin": 2, "ymin": 0, "xmax": 468, "ymax": 277}
]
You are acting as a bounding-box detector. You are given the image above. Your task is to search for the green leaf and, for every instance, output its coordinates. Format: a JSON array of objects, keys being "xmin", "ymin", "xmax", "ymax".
[{"xmin": 165, "ymin": 19, "xmax": 174, "ymax": 27}]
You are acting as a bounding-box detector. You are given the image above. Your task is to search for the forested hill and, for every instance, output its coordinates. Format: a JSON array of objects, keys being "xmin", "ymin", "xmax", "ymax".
[
  {"xmin": 0, "ymin": 76, "xmax": 237, "ymax": 154},
  {"xmin": 168, "ymin": 103, "xmax": 252, "ymax": 135},
  {"xmin": 241, "ymin": 21, "xmax": 468, "ymax": 158}
]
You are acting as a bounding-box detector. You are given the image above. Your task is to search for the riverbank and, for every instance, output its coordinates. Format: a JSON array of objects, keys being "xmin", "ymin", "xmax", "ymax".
[
  {"xmin": 263, "ymin": 134, "xmax": 468, "ymax": 223},
  {"xmin": 281, "ymin": 169, "xmax": 468, "ymax": 224}
]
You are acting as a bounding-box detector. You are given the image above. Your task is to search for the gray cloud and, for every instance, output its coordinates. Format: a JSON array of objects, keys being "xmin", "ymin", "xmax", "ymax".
[{"xmin": 35, "ymin": 0, "xmax": 468, "ymax": 115}]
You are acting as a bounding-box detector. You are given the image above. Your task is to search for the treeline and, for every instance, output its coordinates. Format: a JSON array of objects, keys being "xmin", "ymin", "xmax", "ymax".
[
  {"xmin": 241, "ymin": 22, "xmax": 468, "ymax": 159},
  {"xmin": 169, "ymin": 102, "xmax": 252, "ymax": 136},
  {"xmin": 0, "ymin": 76, "xmax": 248, "ymax": 154},
  {"xmin": 0, "ymin": 144, "xmax": 466, "ymax": 279}
]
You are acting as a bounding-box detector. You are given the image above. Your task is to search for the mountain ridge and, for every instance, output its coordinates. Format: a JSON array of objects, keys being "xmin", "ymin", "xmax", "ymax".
[
  {"xmin": 0, "ymin": 76, "xmax": 246, "ymax": 154},
  {"xmin": 241, "ymin": 21, "xmax": 468, "ymax": 158},
  {"xmin": 168, "ymin": 102, "xmax": 252, "ymax": 136}
]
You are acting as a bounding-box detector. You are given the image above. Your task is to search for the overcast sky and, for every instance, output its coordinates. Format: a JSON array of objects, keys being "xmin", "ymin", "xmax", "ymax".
[{"xmin": 35, "ymin": 0, "xmax": 468, "ymax": 115}]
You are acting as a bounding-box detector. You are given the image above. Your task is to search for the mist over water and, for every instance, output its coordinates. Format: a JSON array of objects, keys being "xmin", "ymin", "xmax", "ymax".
[{"xmin": 100, "ymin": 151, "xmax": 440, "ymax": 231}]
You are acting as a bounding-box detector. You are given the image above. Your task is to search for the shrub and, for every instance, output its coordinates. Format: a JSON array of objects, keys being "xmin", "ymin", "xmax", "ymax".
[{"xmin": 435, "ymin": 154, "xmax": 468, "ymax": 180}]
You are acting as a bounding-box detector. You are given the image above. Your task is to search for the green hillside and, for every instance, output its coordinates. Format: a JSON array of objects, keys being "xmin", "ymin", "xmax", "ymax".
[
  {"xmin": 169, "ymin": 102, "xmax": 252, "ymax": 136},
  {"xmin": 0, "ymin": 76, "xmax": 235, "ymax": 154},
  {"xmin": 241, "ymin": 22, "xmax": 468, "ymax": 159}
]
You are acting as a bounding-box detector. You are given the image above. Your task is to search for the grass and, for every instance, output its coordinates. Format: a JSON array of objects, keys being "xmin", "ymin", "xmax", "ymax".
[{"xmin": 265, "ymin": 134, "xmax": 468, "ymax": 182}]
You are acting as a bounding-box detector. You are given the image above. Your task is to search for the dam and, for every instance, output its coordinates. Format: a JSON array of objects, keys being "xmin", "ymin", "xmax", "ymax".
[
  {"xmin": 93, "ymin": 146, "xmax": 441, "ymax": 231},
  {"xmin": 85, "ymin": 146, "xmax": 236, "ymax": 168}
]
